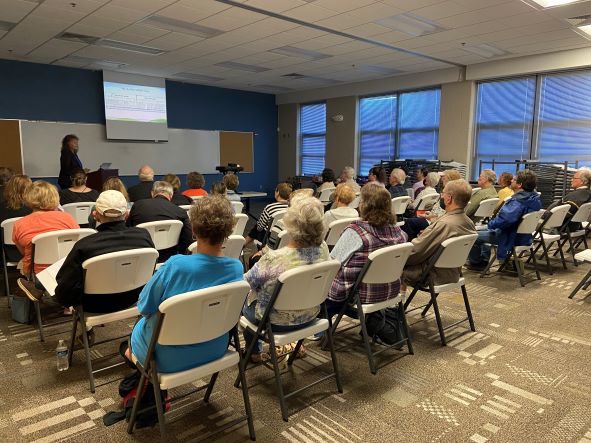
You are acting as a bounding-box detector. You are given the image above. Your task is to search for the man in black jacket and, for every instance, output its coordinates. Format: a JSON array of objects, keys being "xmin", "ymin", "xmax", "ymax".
[
  {"xmin": 21, "ymin": 190, "xmax": 156, "ymax": 313},
  {"xmin": 128, "ymin": 180, "xmax": 192, "ymax": 261},
  {"xmin": 548, "ymin": 168, "xmax": 591, "ymax": 232},
  {"xmin": 127, "ymin": 165, "xmax": 155, "ymax": 202}
]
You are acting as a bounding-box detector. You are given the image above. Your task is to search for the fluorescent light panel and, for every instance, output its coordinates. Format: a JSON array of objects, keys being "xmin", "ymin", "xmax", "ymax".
[
  {"xmin": 61, "ymin": 55, "xmax": 128, "ymax": 69},
  {"xmin": 374, "ymin": 13, "xmax": 447, "ymax": 37},
  {"xmin": 254, "ymin": 84, "xmax": 294, "ymax": 92},
  {"xmin": 578, "ymin": 23, "xmax": 591, "ymax": 35},
  {"xmin": 269, "ymin": 45, "xmax": 331, "ymax": 60},
  {"xmin": 460, "ymin": 43, "xmax": 510, "ymax": 58},
  {"xmin": 174, "ymin": 72, "xmax": 224, "ymax": 82},
  {"xmin": 529, "ymin": 0, "xmax": 583, "ymax": 7},
  {"xmin": 359, "ymin": 65, "xmax": 404, "ymax": 75},
  {"xmin": 141, "ymin": 15, "xmax": 224, "ymax": 38},
  {"xmin": 215, "ymin": 61, "xmax": 270, "ymax": 72},
  {"xmin": 95, "ymin": 39, "xmax": 164, "ymax": 55}
]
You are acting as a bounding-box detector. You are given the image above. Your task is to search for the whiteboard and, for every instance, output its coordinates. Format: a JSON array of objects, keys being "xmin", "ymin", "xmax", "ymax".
[{"xmin": 20, "ymin": 120, "xmax": 220, "ymax": 177}]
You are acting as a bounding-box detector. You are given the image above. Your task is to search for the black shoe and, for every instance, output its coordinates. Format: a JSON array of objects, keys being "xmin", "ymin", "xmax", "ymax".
[{"xmin": 465, "ymin": 263, "xmax": 487, "ymax": 272}]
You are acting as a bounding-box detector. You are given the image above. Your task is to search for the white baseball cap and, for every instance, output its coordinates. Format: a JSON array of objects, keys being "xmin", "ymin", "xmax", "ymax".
[{"xmin": 95, "ymin": 190, "xmax": 127, "ymax": 217}]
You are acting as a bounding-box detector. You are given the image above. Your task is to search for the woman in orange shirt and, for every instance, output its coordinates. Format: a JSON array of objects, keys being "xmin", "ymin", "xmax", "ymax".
[{"xmin": 182, "ymin": 171, "xmax": 208, "ymax": 198}]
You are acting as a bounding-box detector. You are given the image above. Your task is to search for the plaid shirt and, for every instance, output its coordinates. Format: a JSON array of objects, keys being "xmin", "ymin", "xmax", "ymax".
[{"xmin": 329, "ymin": 220, "xmax": 406, "ymax": 304}]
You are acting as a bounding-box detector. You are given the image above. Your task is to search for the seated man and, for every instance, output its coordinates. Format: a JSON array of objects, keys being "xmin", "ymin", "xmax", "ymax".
[
  {"xmin": 245, "ymin": 182, "xmax": 291, "ymax": 245},
  {"xmin": 547, "ymin": 168, "xmax": 591, "ymax": 232},
  {"xmin": 50, "ymin": 191, "xmax": 154, "ymax": 315},
  {"xmin": 128, "ymin": 165, "xmax": 155, "ymax": 202},
  {"xmin": 222, "ymin": 173, "xmax": 241, "ymax": 202},
  {"xmin": 402, "ymin": 179, "xmax": 476, "ymax": 291},
  {"xmin": 388, "ymin": 168, "xmax": 407, "ymax": 198},
  {"xmin": 128, "ymin": 181, "xmax": 192, "ymax": 261},
  {"xmin": 465, "ymin": 169, "xmax": 498, "ymax": 221},
  {"xmin": 467, "ymin": 170, "xmax": 542, "ymax": 271}
]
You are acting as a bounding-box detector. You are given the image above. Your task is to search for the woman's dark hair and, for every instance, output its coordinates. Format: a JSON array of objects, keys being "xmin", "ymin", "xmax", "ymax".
[
  {"xmin": 359, "ymin": 184, "xmax": 395, "ymax": 227},
  {"xmin": 190, "ymin": 196, "xmax": 235, "ymax": 245},
  {"xmin": 418, "ymin": 167, "xmax": 429, "ymax": 178},
  {"xmin": 70, "ymin": 168, "xmax": 87, "ymax": 187},
  {"xmin": 321, "ymin": 168, "xmax": 336, "ymax": 184},
  {"xmin": 61, "ymin": 134, "xmax": 78, "ymax": 151},
  {"xmin": 187, "ymin": 171, "xmax": 205, "ymax": 189},
  {"xmin": 369, "ymin": 166, "xmax": 387, "ymax": 184}
]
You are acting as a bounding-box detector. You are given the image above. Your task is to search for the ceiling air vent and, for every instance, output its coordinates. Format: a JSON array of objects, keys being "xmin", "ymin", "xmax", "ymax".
[
  {"xmin": 566, "ymin": 14, "xmax": 591, "ymax": 26},
  {"xmin": 281, "ymin": 73, "xmax": 306, "ymax": 79},
  {"xmin": 57, "ymin": 32, "xmax": 100, "ymax": 44}
]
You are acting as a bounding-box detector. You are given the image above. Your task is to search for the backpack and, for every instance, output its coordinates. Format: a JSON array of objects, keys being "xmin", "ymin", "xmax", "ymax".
[{"xmin": 365, "ymin": 306, "xmax": 407, "ymax": 346}]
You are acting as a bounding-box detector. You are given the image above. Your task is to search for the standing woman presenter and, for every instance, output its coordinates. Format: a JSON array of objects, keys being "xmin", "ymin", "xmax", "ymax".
[{"xmin": 58, "ymin": 134, "xmax": 84, "ymax": 189}]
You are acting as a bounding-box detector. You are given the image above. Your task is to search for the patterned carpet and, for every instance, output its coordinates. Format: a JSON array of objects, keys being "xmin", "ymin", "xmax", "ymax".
[{"xmin": 0, "ymin": 255, "xmax": 590, "ymax": 443}]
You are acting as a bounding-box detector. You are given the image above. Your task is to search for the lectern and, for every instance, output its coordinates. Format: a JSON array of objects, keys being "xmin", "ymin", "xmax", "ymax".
[{"xmin": 86, "ymin": 169, "xmax": 118, "ymax": 191}]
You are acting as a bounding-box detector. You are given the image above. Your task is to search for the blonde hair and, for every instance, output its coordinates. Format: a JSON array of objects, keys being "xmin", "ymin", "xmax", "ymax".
[
  {"xmin": 289, "ymin": 188, "xmax": 313, "ymax": 206},
  {"xmin": 25, "ymin": 181, "xmax": 60, "ymax": 211},
  {"xmin": 283, "ymin": 196, "xmax": 326, "ymax": 247},
  {"xmin": 163, "ymin": 173, "xmax": 181, "ymax": 192},
  {"xmin": 425, "ymin": 172, "xmax": 440, "ymax": 188},
  {"xmin": 103, "ymin": 177, "xmax": 129, "ymax": 202},
  {"xmin": 4, "ymin": 175, "xmax": 32, "ymax": 210},
  {"xmin": 190, "ymin": 196, "xmax": 235, "ymax": 245},
  {"xmin": 334, "ymin": 183, "xmax": 355, "ymax": 205}
]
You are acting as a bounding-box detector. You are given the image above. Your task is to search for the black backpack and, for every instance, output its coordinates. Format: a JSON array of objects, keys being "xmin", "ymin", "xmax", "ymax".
[{"xmin": 365, "ymin": 307, "xmax": 407, "ymax": 346}]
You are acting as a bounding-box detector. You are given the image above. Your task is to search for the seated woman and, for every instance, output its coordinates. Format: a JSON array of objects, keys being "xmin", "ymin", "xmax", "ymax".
[
  {"xmin": 59, "ymin": 169, "xmax": 99, "ymax": 205},
  {"xmin": 411, "ymin": 172, "xmax": 440, "ymax": 210},
  {"xmin": 182, "ymin": 171, "xmax": 208, "ymax": 198},
  {"xmin": 497, "ymin": 171, "xmax": 514, "ymax": 204},
  {"xmin": 222, "ymin": 174, "xmax": 241, "ymax": 202},
  {"xmin": 245, "ymin": 182, "xmax": 291, "ymax": 245},
  {"xmin": 324, "ymin": 184, "xmax": 358, "ymax": 226},
  {"xmin": 13, "ymin": 181, "xmax": 79, "ymax": 299},
  {"xmin": 128, "ymin": 196, "xmax": 243, "ymax": 373},
  {"xmin": 163, "ymin": 173, "xmax": 192, "ymax": 206},
  {"xmin": 315, "ymin": 168, "xmax": 336, "ymax": 197},
  {"xmin": 0, "ymin": 174, "xmax": 32, "ymax": 225},
  {"xmin": 243, "ymin": 195, "xmax": 329, "ymax": 362},
  {"xmin": 327, "ymin": 185, "xmax": 407, "ymax": 316},
  {"xmin": 412, "ymin": 168, "xmax": 428, "ymax": 198},
  {"xmin": 365, "ymin": 166, "xmax": 387, "ymax": 188},
  {"xmin": 388, "ymin": 168, "xmax": 407, "ymax": 198}
]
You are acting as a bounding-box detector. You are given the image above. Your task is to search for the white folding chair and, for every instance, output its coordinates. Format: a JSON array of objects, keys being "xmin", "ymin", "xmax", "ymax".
[
  {"xmin": 62, "ymin": 202, "xmax": 96, "ymax": 226},
  {"xmin": 231, "ymin": 201, "xmax": 244, "ymax": 214},
  {"xmin": 328, "ymin": 243, "xmax": 414, "ymax": 374},
  {"xmin": 126, "ymin": 281, "xmax": 255, "ymax": 441},
  {"xmin": 325, "ymin": 217, "xmax": 359, "ymax": 248},
  {"xmin": 529, "ymin": 204, "xmax": 571, "ymax": 274},
  {"xmin": 188, "ymin": 235, "xmax": 245, "ymax": 259},
  {"xmin": 474, "ymin": 198, "xmax": 500, "ymax": 222},
  {"xmin": 556, "ymin": 202, "xmax": 591, "ymax": 265},
  {"xmin": 318, "ymin": 187, "xmax": 336, "ymax": 204},
  {"xmin": 349, "ymin": 195, "xmax": 361, "ymax": 209},
  {"xmin": 137, "ymin": 220, "xmax": 183, "ymax": 263},
  {"xmin": 262, "ymin": 209, "xmax": 287, "ymax": 245},
  {"xmin": 179, "ymin": 204, "xmax": 192, "ymax": 213},
  {"xmin": 1, "ymin": 217, "xmax": 23, "ymax": 302},
  {"xmin": 233, "ymin": 213, "xmax": 248, "ymax": 236},
  {"xmin": 30, "ymin": 228, "xmax": 97, "ymax": 341},
  {"xmin": 391, "ymin": 196, "xmax": 411, "ymax": 226},
  {"xmin": 190, "ymin": 195, "xmax": 204, "ymax": 202},
  {"xmin": 415, "ymin": 193, "xmax": 440, "ymax": 211},
  {"xmin": 405, "ymin": 234, "xmax": 478, "ymax": 346},
  {"xmin": 68, "ymin": 248, "xmax": 158, "ymax": 392},
  {"xmin": 239, "ymin": 260, "xmax": 343, "ymax": 421},
  {"xmin": 277, "ymin": 230, "xmax": 291, "ymax": 249},
  {"xmin": 568, "ymin": 249, "xmax": 591, "ymax": 299}
]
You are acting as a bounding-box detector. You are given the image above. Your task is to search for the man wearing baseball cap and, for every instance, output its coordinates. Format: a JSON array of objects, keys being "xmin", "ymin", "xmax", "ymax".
[{"xmin": 48, "ymin": 190, "xmax": 155, "ymax": 319}]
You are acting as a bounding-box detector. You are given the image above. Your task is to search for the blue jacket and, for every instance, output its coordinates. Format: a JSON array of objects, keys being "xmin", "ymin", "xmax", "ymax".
[{"xmin": 488, "ymin": 191, "xmax": 542, "ymax": 259}]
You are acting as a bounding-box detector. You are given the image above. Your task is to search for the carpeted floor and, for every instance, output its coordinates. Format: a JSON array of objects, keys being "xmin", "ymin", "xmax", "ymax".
[{"xmin": 0, "ymin": 252, "xmax": 590, "ymax": 443}]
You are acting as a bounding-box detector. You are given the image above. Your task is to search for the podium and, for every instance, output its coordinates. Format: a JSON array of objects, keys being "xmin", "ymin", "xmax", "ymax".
[{"xmin": 86, "ymin": 169, "xmax": 118, "ymax": 192}]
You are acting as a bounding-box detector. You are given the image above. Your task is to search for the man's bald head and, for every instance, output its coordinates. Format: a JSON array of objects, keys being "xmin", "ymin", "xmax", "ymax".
[{"xmin": 138, "ymin": 165, "xmax": 154, "ymax": 182}]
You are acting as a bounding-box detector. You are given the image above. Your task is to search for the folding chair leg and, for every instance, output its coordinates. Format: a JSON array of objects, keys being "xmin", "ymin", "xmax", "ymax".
[
  {"xmin": 540, "ymin": 240, "xmax": 553, "ymax": 274},
  {"xmin": 127, "ymin": 371, "xmax": 146, "ymax": 434},
  {"xmin": 324, "ymin": 317, "xmax": 343, "ymax": 393},
  {"xmin": 2, "ymin": 263, "xmax": 9, "ymax": 302},
  {"xmin": 530, "ymin": 248, "xmax": 541, "ymax": 281},
  {"xmin": 480, "ymin": 247, "xmax": 497, "ymax": 277},
  {"xmin": 152, "ymin": 371, "xmax": 166, "ymax": 441},
  {"xmin": 569, "ymin": 269, "xmax": 591, "ymax": 299},
  {"xmin": 235, "ymin": 330, "xmax": 256, "ymax": 441},
  {"xmin": 399, "ymin": 302, "xmax": 414, "ymax": 355},
  {"xmin": 358, "ymin": 306, "xmax": 377, "ymax": 375},
  {"xmin": 429, "ymin": 291, "xmax": 446, "ymax": 346},
  {"xmin": 566, "ymin": 236, "xmax": 578, "ymax": 266},
  {"xmin": 203, "ymin": 372, "xmax": 219, "ymax": 403},
  {"xmin": 461, "ymin": 285, "xmax": 476, "ymax": 332},
  {"xmin": 81, "ymin": 319, "xmax": 95, "ymax": 393},
  {"xmin": 287, "ymin": 339, "xmax": 303, "ymax": 366},
  {"xmin": 34, "ymin": 301, "xmax": 44, "ymax": 342},
  {"xmin": 267, "ymin": 331, "xmax": 289, "ymax": 422},
  {"xmin": 557, "ymin": 242, "xmax": 567, "ymax": 270},
  {"xmin": 516, "ymin": 253, "xmax": 526, "ymax": 287},
  {"xmin": 67, "ymin": 312, "xmax": 78, "ymax": 366}
]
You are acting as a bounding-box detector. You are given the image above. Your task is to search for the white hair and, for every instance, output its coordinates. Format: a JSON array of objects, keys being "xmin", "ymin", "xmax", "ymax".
[
  {"xmin": 425, "ymin": 172, "xmax": 440, "ymax": 188},
  {"xmin": 342, "ymin": 166, "xmax": 356, "ymax": 180},
  {"xmin": 390, "ymin": 168, "xmax": 406, "ymax": 184},
  {"xmin": 481, "ymin": 169, "xmax": 497, "ymax": 184},
  {"xmin": 152, "ymin": 180, "xmax": 173, "ymax": 197},
  {"xmin": 578, "ymin": 168, "xmax": 591, "ymax": 186},
  {"xmin": 283, "ymin": 196, "xmax": 326, "ymax": 247}
]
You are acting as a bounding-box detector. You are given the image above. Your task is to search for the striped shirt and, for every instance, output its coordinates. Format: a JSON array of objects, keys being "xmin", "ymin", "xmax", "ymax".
[{"xmin": 256, "ymin": 201, "xmax": 288, "ymax": 232}]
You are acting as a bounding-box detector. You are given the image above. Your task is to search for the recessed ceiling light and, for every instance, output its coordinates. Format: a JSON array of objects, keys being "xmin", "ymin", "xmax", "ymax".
[
  {"xmin": 141, "ymin": 15, "xmax": 224, "ymax": 38},
  {"xmin": 374, "ymin": 13, "xmax": 447, "ymax": 37},
  {"xmin": 254, "ymin": 84, "xmax": 295, "ymax": 93},
  {"xmin": 358, "ymin": 65, "xmax": 404, "ymax": 75},
  {"xmin": 215, "ymin": 61, "xmax": 270, "ymax": 72},
  {"xmin": 95, "ymin": 39, "xmax": 164, "ymax": 55},
  {"xmin": 269, "ymin": 46, "xmax": 331, "ymax": 60},
  {"xmin": 460, "ymin": 43, "xmax": 510, "ymax": 58},
  {"xmin": 173, "ymin": 72, "xmax": 224, "ymax": 82},
  {"xmin": 528, "ymin": 0, "xmax": 584, "ymax": 7},
  {"xmin": 578, "ymin": 23, "xmax": 591, "ymax": 36}
]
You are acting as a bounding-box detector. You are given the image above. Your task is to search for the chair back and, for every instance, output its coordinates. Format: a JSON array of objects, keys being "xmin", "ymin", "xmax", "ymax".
[
  {"xmin": 277, "ymin": 230, "xmax": 291, "ymax": 249},
  {"xmin": 82, "ymin": 248, "xmax": 158, "ymax": 294},
  {"xmin": 571, "ymin": 202, "xmax": 591, "ymax": 224},
  {"xmin": 231, "ymin": 201, "xmax": 244, "ymax": 213},
  {"xmin": 471, "ymin": 187, "xmax": 481, "ymax": 195},
  {"xmin": 222, "ymin": 235, "xmax": 245, "ymax": 259},
  {"xmin": 190, "ymin": 196, "xmax": 203, "ymax": 202},
  {"xmin": 179, "ymin": 204, "xmax": 192, "ymax": 213},
  {"xmin": 32, "ymin": 228, "xmax": 96, "ymax": 266},
  {"xmin": 158, "ymin": 281, "xmax": 250, "ymax": 345},
  {"xmin": 1, "ymin": 217, "xmax": 22, "ymax": 247},
  {"xmin": 61, "ymin": 202, "xmax": 95, "ymax": 225},
  {"xmin": 474, "ymin": 198, "xmax": 500, "ymax": 219},
  {"xmin": 517, "ymin": 210, "xmax": 544, "ymax": 234},
  {"xmin": 137, "ymin": 220, "xmax": 183, "ymax": 250},
  {"xmin": 361, "ymin": 243, "xmax": 414, "ymax": 284},
  {"xmin": 391, "ymin": 196, "xmax": 411, "ymax": 215},
  {"xmin": 416, "ymin": 193, "xmax": 440, "ymax": 211},
  {"xmin": 233, "ymin": 213, "xmax": 248, "ymax": 236},
  {"xmin": 349, "ymin": 195, "xmax": 360, "ymax": 209},
  {"xmin": 318, "ymin": 187, "xmax": 336, "ymax": 203},
  {"xmin": 325, "ymin": 217, "xmax": 359, "ymax": 247},
  {"xmin": 273, "ymin": 260, "xmax": 340, "ymax": 311},
  {"xmin": 433, "ymin": 234, "xmax": 478, "ymax": 268},
  {"xmin": 543, "ymin": 204, "xmax": 570, "ymax": 229}
]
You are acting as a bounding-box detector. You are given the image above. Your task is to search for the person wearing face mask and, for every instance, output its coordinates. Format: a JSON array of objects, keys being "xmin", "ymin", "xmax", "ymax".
[{"xmin": 58, "ymin": 134, "xmax": 84, "ymax": 190}]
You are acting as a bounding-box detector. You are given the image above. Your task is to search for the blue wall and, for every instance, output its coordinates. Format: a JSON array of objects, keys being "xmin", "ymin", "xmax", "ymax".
[{"xmin": 0, "ymin": 59, "xmax": 278, "ymax": 193}]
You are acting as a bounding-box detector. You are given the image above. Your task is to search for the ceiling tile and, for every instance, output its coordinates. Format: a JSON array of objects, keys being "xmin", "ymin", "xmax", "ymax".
[
  {"xmin": 145, "ymin": 32, "xmax": 204, "ymax": 51},
  {"xmin": 0, "ymin": 0, "xmax": 38, "ymax": 23}
]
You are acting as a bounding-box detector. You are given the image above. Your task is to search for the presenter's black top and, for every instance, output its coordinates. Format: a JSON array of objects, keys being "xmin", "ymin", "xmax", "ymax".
[{"xmin": 58, "ymin": 148, "xmax": 83, "ymax": 189}]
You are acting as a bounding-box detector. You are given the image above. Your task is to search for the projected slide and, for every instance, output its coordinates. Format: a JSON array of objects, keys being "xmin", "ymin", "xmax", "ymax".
[{"xmin": 104, "ymin": 82, "xmax": 167, "ymax": 123}]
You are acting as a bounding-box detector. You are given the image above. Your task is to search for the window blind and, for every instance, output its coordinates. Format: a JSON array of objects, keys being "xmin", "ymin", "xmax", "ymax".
[
  {"xmin": 358, "ymin": 95, "xmax": 396, "ymax": 176},
  {"xmin": 300, "ymin": 103, "xmax": 326, "ymax": 176},
  {"xmin": 398, "ymin": 89, "xmax": 440, "ymax": 160}
]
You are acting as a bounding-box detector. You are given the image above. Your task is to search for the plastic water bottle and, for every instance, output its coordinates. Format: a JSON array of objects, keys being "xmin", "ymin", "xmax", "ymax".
[{"xmin": 56, "ymin": 340, "xmax": 69, "ymax": 371}]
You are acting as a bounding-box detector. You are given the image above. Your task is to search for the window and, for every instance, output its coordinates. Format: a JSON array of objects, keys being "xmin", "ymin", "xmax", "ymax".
[
  {"xmin": 473, "ymin": 77, "xmax": 536, "ymax": 178},
  {"xmin": 537, "ymin": 71, "xmax": 591, "ymax": 167},
  {"xmin": 358, "ymin": 88, "xmax": 440, "ymax": 176},
  {"xmin": 299, "ymin": 103, "xmax": 326, "ymax": 176}
]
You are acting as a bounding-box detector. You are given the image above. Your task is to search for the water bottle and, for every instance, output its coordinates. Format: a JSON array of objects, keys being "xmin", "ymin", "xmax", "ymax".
[{"xmin": 56, "ymin": 340, "xmax": 69, "ymax": 371}]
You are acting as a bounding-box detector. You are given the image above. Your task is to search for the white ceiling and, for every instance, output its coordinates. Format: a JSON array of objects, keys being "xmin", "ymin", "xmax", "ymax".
[{"xmin": 0, "ymin": 0, "xmax": 590, "ymax": 94}]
